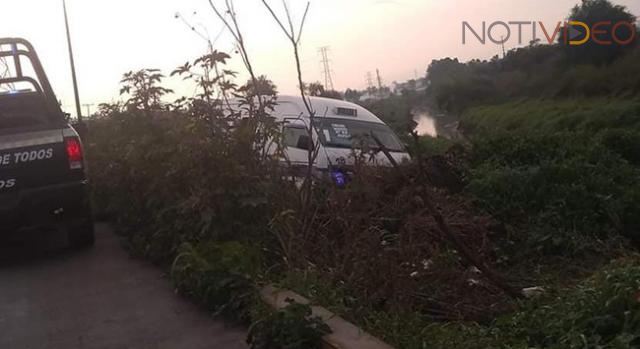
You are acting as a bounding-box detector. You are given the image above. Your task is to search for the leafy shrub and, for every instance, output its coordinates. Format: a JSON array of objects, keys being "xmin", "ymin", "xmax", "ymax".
[
  {"xmin": 409, "ymin": 135, "xmax": 456, "ymax": 157},
  {"xmin": 460, "ymin": 98, "xmax": 640, "ymax": 137},
  {"xmin": 288, "ymin": 259, "xmax": 640, "ymax": 349},
  {"xmin": 247, "ymin": 300, "xmax": 331, "ymax": 349},
  {"xmin": 88, "ymin": 110, "xmax": 286, "ymax": 262},
  {"xmin": 503, "ymin": 258, "xmax": 640, "ymax": 348},
  {"xmin": 87, "ymin": 52, "xmax": 290, "ymax": 264},
  {"xmin": 461, "ymin": 98, "xmax": 640, "ymax": 250},
  {"xmin": 469, "ymin": 133, "xmax": 639, "ymax": 230},
  {"xmin": 601, "ymin": 129, "xmax": 640, "ymax": 166},
  {"xmin": 171, "ymin": 241, "xmax": 262, "ymax": 322},
  {"xmin": 419, "ymin": 259, "xmax": 640, "ymax": 349}
]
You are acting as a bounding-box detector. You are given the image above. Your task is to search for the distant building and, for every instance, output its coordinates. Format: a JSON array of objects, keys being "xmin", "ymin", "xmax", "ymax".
[
  {"xmin": 359, "ymin": 87, "xmax": 392, "ymax": 102},
  {"xmin": 393, "ymin": 78, "xmax": 427, "ymax": 95}
]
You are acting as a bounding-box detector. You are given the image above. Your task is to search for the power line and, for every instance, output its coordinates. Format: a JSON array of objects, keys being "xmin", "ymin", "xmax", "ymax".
[{"xmin": 318, "ymin": 46, "xmax": 335, "ymax": 91}]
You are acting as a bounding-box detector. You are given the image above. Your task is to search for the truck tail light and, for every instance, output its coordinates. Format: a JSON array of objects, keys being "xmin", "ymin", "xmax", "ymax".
[{"xmin": 65, "ymin": 137, "xmax": 84, "ymax": 170}]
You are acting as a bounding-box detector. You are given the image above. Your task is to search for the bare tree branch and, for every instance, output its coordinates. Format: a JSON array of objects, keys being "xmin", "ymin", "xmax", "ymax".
[
  {"xmin": 207, "ymin": 0, "xmax": 240, "ymax": 43},
  {"xmin": 262, "ymin": 0, "xmax": 293, "ymax": 40},
  {"xmin": 282, "ymin": 0, "xmax": 296, "ymax": 40},
  {"xmin": 207, "ymin": 0, "xmax": 264, "ymax": 112},
  {"xmin": 261, "ymin": 0, "xmax": 319, "ymax": 230},
  {"xmin": 296, "ymin": 2, "xmax": 311, "ymax": 45}
]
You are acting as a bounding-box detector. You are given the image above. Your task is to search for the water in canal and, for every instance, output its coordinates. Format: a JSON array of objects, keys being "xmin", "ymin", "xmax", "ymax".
[{"xmin": 413, "ymin": 110, "xmax": 461, "ymax": 139}]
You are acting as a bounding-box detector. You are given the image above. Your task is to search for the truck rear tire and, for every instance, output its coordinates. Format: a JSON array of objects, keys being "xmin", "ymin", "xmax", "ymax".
[{"xmin": 69, "ymin": 221, "xmax": 95, "ymax": 248}]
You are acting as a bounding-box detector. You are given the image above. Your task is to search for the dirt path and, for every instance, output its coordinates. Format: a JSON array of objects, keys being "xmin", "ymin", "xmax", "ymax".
[{"xmin": 0, "ymin": 223, "xmax": 247, "ymax": 349}]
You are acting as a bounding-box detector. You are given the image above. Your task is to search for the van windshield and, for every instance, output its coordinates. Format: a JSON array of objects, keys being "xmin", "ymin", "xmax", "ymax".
[{"xmin": 313, "ymin": 118, "xmax": 405, "ymax": 152}]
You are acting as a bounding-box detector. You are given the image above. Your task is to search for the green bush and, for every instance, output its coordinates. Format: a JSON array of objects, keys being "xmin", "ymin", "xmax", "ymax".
[
  {"xmin": 601, "ymin": 129, "xmax": 640, "ymax": 166},
  {"xmin": 171, "ymin": 241, "xmax": 262, "ymax": 322},
  {"xmin": 247, "ymin": 300, "xmax": 331, "ymax": 349},
  {"xmin": 460, "ymin": 98, "xmax": 640, "ymax": 137},
  {"xmin": 409, "ymin": 135, "xmax": 456, "ymax": 157},
  {"xmin": 88, "ymin": 111, "xmax": 285, "ymax": 262},
  {"xmin": 427, "ymin": 259, "xmax": 640, "ymax": 348},
  {"xmin": 290, "ymin": 259, "xmax": 640, "ymax": 349},
  {"xmin": 469, "ymin": 132, "xmax": 640, "ymax": 246},
  {"xmin": 460, "ymin": 98, "xmax": 640, "ymax": 251},
  {"xmin": 505, "ymin": 259, "xmax": 640, "ymax": 348}
]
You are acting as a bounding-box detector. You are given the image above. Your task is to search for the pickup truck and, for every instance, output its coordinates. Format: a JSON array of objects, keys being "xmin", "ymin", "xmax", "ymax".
[{"xmin": 0, "ymin": 38, "xmax": 94, "ymax": 247}]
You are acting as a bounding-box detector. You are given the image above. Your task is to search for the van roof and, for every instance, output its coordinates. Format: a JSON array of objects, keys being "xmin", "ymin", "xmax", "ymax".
[{"xmin": 274, "ymin": 95, "xmax": 385, "ymax": 124}]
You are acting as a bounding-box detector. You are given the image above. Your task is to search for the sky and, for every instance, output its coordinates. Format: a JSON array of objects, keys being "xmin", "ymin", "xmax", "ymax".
[{"xmin": 1, "ymin": 0, "xmax": 639, "ymax": 117}]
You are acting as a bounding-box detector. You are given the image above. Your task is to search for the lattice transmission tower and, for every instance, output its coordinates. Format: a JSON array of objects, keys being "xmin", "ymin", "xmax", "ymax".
[{"xmin": 319, "ymin": 46, "xmax": 335, "ymax": 91}]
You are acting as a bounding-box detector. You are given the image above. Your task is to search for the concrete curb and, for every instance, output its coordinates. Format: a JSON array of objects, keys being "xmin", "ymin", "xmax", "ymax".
[{"xmin": 260, "ymin": 285, "xmax": 395, "ymax": 349}]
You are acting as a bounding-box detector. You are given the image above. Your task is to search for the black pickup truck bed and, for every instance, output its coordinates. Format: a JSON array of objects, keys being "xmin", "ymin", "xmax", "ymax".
[{"xmin": 0, "ymin": 38, "xmax": 93, "ymax": 247}]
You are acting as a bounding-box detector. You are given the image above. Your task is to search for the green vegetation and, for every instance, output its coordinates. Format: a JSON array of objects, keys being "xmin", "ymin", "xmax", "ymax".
[
  {"xmin": 88, "ymin": 51, "xmax": 329, "ymax": 348},
  {"xmin": 424, "ymin": 45, "xmax": 640, "ymax": 115},
  {"xmin": 423, "ymin": 0, "xmax": 639, "ymax": 115},
  {"xmin": 462, "ymin": 98, "xmax": 640, "ymax": 246},
  {"xmin": 171, "ymin": 241, "xmax": 260, "ymax": 321},
  {"xmin": 311, "ymin": 1, "xmax": 640, "ymax": 347},
  {"xmin": 361, "ymin": 93, "xmax": 421, "ymax": 138},
  {"xmin": 247, "ymin": 301, "xmax": 332, "ymax": 349},
  {"xmin": 279, "ymin": 257, "xmax": 640, "ymax": 349},
  {"xmin": 461, "ymin": 98, "xmax": 640, "ymax": 136},
  {"xmin": 561, "ymin": 0, "xmax": 637, "ymax": 65},
  {"xmin": 86, "ymin": 1, "xmax": 640, "ymax": 348}
]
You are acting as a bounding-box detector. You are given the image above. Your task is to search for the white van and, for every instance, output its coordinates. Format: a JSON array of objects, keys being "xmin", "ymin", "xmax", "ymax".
[{"xmin": 274, "ymin": 96, "xmax": 410, "ymax": 173}]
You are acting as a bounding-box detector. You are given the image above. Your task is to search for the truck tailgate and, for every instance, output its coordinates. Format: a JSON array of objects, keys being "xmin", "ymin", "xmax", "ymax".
[{"xmin": 0, "ymin": 128, "xmax": 73, "ymax": 209}]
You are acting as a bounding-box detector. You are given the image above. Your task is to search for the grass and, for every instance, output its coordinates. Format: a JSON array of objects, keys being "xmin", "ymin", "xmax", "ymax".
[
  {"xmin": 409, "ymin": 135, "xmax": 458, "ymax": 157},
  {"xmin": 278, "ymin": 257, "xmax": 640, "ymax": 349},
  {"xmin": 461, "ymin": 97, "xmax": 640, "ymax": 246},
  {"xmin": 460, "ymin": 97, "xmax": 640, "ymax": 136}
]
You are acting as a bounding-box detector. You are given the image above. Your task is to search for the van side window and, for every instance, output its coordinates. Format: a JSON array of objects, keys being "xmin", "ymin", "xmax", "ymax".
[{"xmin": 283, "ymin": 125, "xmax": 309, "ymax": 149}]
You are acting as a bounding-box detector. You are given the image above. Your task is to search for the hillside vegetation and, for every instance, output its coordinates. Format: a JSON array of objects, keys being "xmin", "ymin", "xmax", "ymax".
[
  {"xmin": 331, "ymin": 1, "xmax": 640, "ymax": 347},
  {"xmin": 86, "ymin": 0, "xmax": 640, "ymax": 348}
]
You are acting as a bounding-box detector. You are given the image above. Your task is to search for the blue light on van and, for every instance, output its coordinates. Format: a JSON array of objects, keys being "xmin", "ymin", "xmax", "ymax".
[{"xmin": 331, "ymin": 170, "xmax": 347, "ymax": 188}]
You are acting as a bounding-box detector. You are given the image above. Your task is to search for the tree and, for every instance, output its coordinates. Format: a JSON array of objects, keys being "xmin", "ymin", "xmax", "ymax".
[
  {"xmin": 344, "ymin": 88, "xmax": 362, "ymax": 102},
  {"xmin": 304, "ymin": 82, "xmax": 325, "ymax": 96},
  {"xmin": 302, "ymin": 82, "xmax": 342, "ymax": 99},
  {"xmin": 320, "ymin": 90, "xmax": 343, "ymax": 100},
  {"xmin": 245, "ymin": 75, "xmax": 278, "ymax": 98},
  {"xmin": 559, "ymin": 0, "xmax": 638, "ymax": 65},
  {"xmin": 120, "ymin": 69, "xmax": 173, "ymax": 112}
]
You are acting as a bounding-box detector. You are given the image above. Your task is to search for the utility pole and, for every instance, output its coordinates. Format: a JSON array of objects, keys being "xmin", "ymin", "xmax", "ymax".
[
  {"xmin": 500, "ymin": 35, "xmax": 506, "ymax": 58},
  {"xmin": 63, "ymin": 0, "xmax": 82, "ymax": 122},
  {"xmin": 376, "ymin": 68, "xmax": 384, "ymax": 98},
  {"xmin": 318, "ymin": 46, "xmax": 335, "ymax": 91},
  {"xmin": 82, "ymin": 103, "xmax": 94, "ymax": 117}
]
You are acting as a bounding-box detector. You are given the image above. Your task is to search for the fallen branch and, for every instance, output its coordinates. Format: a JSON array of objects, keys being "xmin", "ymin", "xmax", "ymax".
[{"xmin": 371, "ymin": 133, "xmax": 523, "ymax": 299}]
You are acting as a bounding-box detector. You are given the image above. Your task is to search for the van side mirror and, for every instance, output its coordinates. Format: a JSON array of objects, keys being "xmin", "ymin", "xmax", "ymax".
[{"xmin": 296, "ymin": 135, "xmax": 313, "ymax": 151}]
